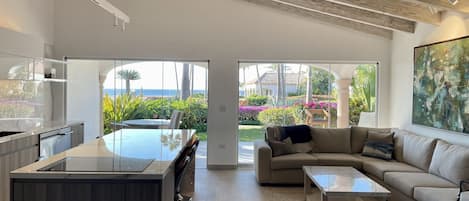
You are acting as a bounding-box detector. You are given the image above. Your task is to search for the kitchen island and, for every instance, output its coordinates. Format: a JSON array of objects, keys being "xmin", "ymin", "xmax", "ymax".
[
  {"xmin": 10, "ymin": 129, "xmax": 196, "ymax": 201},
  {"xmin": 0, "ymin": 121, "xmax": 84, "ymax": 201}
]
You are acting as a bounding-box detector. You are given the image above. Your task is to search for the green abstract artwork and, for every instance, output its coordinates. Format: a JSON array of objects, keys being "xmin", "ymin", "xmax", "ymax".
[{"xmin": 413, "ymin": 36, "xmax": 469, "ymax": 134}]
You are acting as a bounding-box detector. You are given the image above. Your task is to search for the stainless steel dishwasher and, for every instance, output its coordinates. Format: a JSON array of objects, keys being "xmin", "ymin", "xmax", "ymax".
[{"xmin": 39, "ymin": 127, "xmax": 73, "ymax": 160}]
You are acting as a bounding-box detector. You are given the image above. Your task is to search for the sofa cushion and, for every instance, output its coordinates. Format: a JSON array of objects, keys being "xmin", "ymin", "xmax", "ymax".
[
  {"xmin": 266, "ymin": 126, "xmax": 283, "ymax": 141},
  {"xmin": 413, "ymin": 187, "xmax": 459, "ymax": 201},
  {"xmin": 383, "ymin": 172, "xmax": 456, "ymax": 197},
  {"xmin": 367, "ymin": 130, "xmax": 394, "ymax": 143},
  {"xmin": 271, "ymin": 153, "xmax": 318, "ymax": 170},
  {"xmin": 403, "ymin": 134, "xmax": 437, "ymax": 171},
  {"xmin": 363, "ymin": 159, "xmax": 423, "ymax": 180},
  {"xmin": 313, "ymin": 153, "xmax": 362, "ymax": 169},
  {"xmin": 311, "ymin": 128, "xmax": 351, "ymax": 153},
  {"xmin": 429, "ymin": 140, "xmax": 469, "ymax": 185},
  {"xmin": 393, "ymin": 130, "xmax": 406, "ymax": 162},
  {"xmin": 350, "ymin": 127, "xmax": 392, "ymax": 153}
]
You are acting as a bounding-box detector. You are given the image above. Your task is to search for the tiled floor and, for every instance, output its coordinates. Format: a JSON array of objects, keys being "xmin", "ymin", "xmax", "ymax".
[{"xmin": 192, "ymin": 168, "xmax": 305, "ymax": 201}]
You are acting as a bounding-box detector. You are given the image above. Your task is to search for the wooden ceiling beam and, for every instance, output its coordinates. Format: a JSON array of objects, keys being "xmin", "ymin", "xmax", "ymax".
[
  {"xmin": 244, "ymin": 0, "xmax": 393, "ymax": 39},
  {"xmin": 273, "ymin": 0, "xmax": 416, "ymax": 33},
  {"xmin": 324, "ymin": 0, "xmax": 441, "ymax": 25},
  {"xmin": 409, "ymin": 0, "xmax": 469, "ymax": 14}
]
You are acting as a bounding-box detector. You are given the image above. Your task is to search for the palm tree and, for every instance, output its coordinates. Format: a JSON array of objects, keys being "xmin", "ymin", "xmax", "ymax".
[
  {"xmin": 117, "ymin": 69, "xmax": 141, "ymax": 94},
  {"xmin": 255, "ymin": 64, "xmax": 263, "ymax": 96}
]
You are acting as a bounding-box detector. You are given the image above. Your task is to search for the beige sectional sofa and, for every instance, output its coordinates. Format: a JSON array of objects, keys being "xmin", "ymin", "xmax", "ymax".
[{"xmin": 254, "ymin": 126, "xmax": 469, "ymax": 201}]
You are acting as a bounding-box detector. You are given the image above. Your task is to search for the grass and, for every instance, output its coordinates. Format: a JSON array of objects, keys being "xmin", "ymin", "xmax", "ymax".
[{"xmin": 196, "ymin": 125, "xmax": 264, "ymax": 142}]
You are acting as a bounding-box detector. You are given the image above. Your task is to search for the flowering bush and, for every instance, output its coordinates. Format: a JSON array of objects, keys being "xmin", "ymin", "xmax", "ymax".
[
  {"xmin": 304, "ymin": 101, "xmax": 337, "ymax": 109},
  {"xmin": 258, "ymin": 107, "xmax": 296, "ymax": 126},
  {"xmin": 239, "ymin": 106, "xmax": 267, "ymax": 124}
]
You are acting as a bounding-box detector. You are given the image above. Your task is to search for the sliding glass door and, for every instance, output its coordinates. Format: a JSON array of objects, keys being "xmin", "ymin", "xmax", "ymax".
[{"xmin": 238, "ymin": 62, "xmax": 378, "ymax": 165}]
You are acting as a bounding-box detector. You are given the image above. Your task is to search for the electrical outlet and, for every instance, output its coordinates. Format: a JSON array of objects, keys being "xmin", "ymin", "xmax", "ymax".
[{"xmin": 218, "ymin": 144, "xmax": 226, "ymax": 149}]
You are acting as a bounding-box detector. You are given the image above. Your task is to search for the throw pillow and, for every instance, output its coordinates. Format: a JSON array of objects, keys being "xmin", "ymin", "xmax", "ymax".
[
  {"xmin": 281, "ymin": 125, "xmax": 312, "ymax": 143},
  {"xmin": 269, "ymin": 138, "xmax": 296, "ymax": 157},
  {"xmin": 362, "ymin": 142, "xmax": 394, "ymax": 160},
  {"xmin": 362, "ymin": 130, "xmax": 394, "ymax": 160}
]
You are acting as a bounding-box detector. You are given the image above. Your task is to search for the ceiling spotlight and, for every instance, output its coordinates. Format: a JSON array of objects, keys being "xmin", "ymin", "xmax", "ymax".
[
  {"xmin": 91, "ymin": 0, "xmax": 130, "ymax": 31},
  {"xmin": 448, "ymin": 0, "xmax": 459, "ymax": 5}
]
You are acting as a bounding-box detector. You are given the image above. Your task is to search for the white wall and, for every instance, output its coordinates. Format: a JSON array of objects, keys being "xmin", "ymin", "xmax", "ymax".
[
  {"xmin": 54, "ymin": 0, "xmax": 392, "ymax": 166},
  {"xmin": 67, "ymin": 60, "xmax": 101, "ymax": 143},
  {"xmin": 390, "ymin": 12, "xmax": 469, "ymax": 146},
  {"xmin": 0, "ymin": 0, "xmax": 55, "ymax": 46}
]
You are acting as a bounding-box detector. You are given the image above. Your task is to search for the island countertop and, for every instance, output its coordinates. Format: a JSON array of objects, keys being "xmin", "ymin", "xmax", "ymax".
[{"xmin": 11, "ymin": 129, "xmax": 196, "ymax": 180}]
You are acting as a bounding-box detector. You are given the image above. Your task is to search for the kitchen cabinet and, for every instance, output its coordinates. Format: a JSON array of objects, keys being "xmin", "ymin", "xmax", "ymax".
[
  {"xmin": 71, "ymin": 123, "xmax": 84, "ymax": 147},
  {"xmin": 0, "ymin": 135, "xmax": 39, "ymax": 201}
]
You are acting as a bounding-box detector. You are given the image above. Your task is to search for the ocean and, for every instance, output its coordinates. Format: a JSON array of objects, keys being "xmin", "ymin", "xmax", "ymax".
[
  {"xmin": 104, "ymin": 89, "xmax": 246, "ymax": 97},
  {"xmin": 104, "ymin": 89, "xmax": 206, "ymax": 97}
]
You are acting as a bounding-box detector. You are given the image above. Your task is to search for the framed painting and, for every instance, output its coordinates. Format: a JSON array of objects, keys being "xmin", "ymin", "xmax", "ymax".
[{"xmin": 413, "ymin": 36, "xmax": 469, "ymax": 134}]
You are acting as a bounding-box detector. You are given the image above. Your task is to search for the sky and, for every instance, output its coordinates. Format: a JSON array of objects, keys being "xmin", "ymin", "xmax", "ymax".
[
  {"xmin": 104, "ymin": 61, "xmax": 208, "ymax": 90},
  {"xmin": 104, "ymin": 62, "xmax": 337, "ymax": 90}
]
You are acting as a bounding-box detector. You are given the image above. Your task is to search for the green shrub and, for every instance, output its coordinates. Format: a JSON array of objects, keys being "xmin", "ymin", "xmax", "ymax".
[
  {"xmin": 103, "ymin": 94, "xmax": 147, "ymax": 134},
  {"xmin": 103, "ymin": 95, "xmax": 208, "ymax": 134},
  {"xmin": 171, "ymin": 98, "xmax": 208, "ymax": 132},
  {"xmin": 246, "ymin": 94, "xmax": 268, "ymax": 106},
  {"xmin": 258, "ymin": 108, "xmax": 296, "ymax": 126}
]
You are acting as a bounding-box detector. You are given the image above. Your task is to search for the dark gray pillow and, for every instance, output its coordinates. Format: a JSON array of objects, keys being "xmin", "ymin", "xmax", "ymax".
[
  {"xmin": 362, "ymin": 130, "xmax": 394, "ymax": 160},
  {"xmin": 362, "ymin": 142, "xmax": 394, "ymax": 160},
  {"xmin": 269, "ymin": 138, "xmax": 295, "ymax": 157},
  {"xmin": 269, "ymin": 137, "xmax": 313, "ymax": 156}
]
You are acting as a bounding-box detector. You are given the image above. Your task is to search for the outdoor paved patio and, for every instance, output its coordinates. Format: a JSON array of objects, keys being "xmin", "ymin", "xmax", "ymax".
[{"xmin": 196, "ymin": 141, "xmax": 255, "ymax": 168}]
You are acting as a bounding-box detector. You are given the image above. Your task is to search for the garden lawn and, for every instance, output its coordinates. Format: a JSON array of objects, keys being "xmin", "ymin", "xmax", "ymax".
[{"xmin": 196, "ymin": 125, "xmax": 264, "ymax": 142}]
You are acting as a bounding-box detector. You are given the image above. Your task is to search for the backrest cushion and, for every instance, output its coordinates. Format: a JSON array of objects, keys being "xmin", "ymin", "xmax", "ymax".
[
  {"xmin": 403, "ymin": 133, "xmax": 437, "ymax": 171},
  {"xmin": 350, "ymin": 126, "xmax": 393, "ymax": 153},
  {"xmin": 393, "ymin": 130, "xmax": 406, "ymax": 162},
  {"xmin": 266, "ymin": 126, "xmax": 283, "ymax": 141},
  {"xmin": 310, "ymin": 128, "xmax": 351, "ymax": 153},
  {"xmin": 429, "ymin": 140, "xmax": 469, "ymax": 185}
]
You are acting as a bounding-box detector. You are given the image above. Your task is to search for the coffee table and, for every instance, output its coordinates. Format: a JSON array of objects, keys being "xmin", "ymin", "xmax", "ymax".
[{"xmin": 303, "ymin": 166, "xmax": 391, "ymax": 201}]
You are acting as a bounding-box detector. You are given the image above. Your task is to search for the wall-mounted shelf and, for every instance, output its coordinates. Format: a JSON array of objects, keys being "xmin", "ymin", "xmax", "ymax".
[{"xmin": 42, "ymin": 78, "xmax": 67, "ymax": 83}]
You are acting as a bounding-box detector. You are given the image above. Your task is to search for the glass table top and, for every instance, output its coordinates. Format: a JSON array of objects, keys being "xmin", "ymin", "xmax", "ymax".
[{"xmin": 303, "ymin": 166, "xmax": 390, "ymax": 195}]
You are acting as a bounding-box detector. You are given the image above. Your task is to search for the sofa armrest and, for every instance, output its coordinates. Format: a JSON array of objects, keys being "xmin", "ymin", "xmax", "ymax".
[
  {"xmin": 459, "ymin": 180, "xmax": 469, "ymax": 201},
  {"xmin": 254, "ymin": 140, "xmax": 272, "ymax": 184}
]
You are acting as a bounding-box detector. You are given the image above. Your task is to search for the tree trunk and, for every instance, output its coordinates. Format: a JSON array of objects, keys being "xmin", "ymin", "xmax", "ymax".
[
  {"xmin": 190, "ymin": 64, "xmax": 194, "ymax": 96},
  {"xmin": 181, "ymin": 63, "xmax": 191, "ymax": 100},
  {"xmin": 306, "ymin": 65, "xmax": 313, "ymax": 103},
  {"xmin": 243, "ymin": 66, "xmax": 247, "ymax": 96},
  {"xmin": 125, "ymin": 79, "xmax": 130, "ymax": 94},
  {"xmin": 276, "ymin": 64, "xmax": 281, "ymax": 106},
  {"xmin": 297, "ymin": 64, "xmax": 302, "ymax": 95},
  {"xmin": 281, "ymin": 64, "xmax": 286, "ymax": 106},
  {"xmin": 256, "ymin": 64, "xmax": 263, "ymax": 96},
  {"xmin": 174, "ymin": 62, "xmax": 179, "ymax": 98}
]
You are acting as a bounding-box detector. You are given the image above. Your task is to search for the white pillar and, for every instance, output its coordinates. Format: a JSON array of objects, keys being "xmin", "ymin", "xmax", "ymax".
[
  {"xmin": 336, "ymin": 79, "xmax": 352, "ymax": 128},
  {"xmin": 99, "ymin": 74, "xmax": 107, "ymax": 137}
]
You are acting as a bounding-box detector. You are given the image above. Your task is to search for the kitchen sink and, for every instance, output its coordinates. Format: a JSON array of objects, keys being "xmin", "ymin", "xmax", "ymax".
[{"xmin": 0, "ymin": 131, "xmax": 25, "ymax": 137}]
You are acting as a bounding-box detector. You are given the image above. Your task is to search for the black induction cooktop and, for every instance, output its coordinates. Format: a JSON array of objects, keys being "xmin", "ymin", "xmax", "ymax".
[{"xmin": 38, "ymin": 157, "xmax": 153, "ymax": 172}]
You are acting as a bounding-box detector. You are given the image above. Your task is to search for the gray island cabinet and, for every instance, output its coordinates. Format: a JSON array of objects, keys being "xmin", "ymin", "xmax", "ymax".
[
  {"xmin": 0, "ymin": 122, "xmax": 84, "ymax": 201},
  {"xmin": 10, "ymin": 129, "xmax": 196, "ymax": 201}
]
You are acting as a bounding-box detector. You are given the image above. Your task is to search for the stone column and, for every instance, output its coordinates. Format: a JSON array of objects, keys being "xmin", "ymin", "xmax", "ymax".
[
  {"xmin": 335, "ymin": 79, "xmax": 353, "ymax": 128},
  {"xmin": 99, "ymin": 74, "xmax": 107, "ymax": 137}
]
